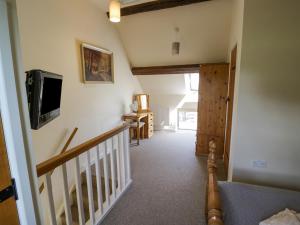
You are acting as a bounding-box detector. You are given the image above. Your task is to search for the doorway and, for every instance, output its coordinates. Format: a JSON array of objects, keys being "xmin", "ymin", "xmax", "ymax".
[
  {"xmin": 176, "ymin": 73, "xmax": 199, "ymax": 131},
  {"xmin": 0, "ymin": 115, "xmax": 20, "ymax": 225},
  {"xmin": 223, "ymin": 45, "xmax": 237, "ymax": 172}
]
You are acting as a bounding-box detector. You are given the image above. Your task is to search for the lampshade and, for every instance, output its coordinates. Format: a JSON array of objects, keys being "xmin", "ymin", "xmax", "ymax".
[
  {"xmin": 109, "ymin": 0, "xmax": 121, "ymax": 23},
  {"xmin": 172, "ymin": 42, "xmax": 180, "ymax": 55},
  {"xmin": 172, "ymin": 27, "xmax": 180, "ymax": 55}
]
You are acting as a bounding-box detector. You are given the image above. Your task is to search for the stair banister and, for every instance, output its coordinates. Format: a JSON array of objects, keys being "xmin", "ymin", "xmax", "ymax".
[
  {"xmin": 39, "ymin": 127, "xmax": 78, "ymax": 193},
  {"xmin": 206, "ymin": 140, "xmax": 224, "ymax": 225},
  {"xmin": 36, "ymin": 123, "xmax": 131, "ymax": 225},
  {"xmin": 36, "ymin": 124, "xmax": 129, "ymax": 177}
]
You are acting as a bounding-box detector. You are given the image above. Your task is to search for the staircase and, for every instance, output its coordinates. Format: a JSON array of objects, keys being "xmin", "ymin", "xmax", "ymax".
[
  {"xmin": 60, "ymin": 166, "xmax": 113, "ymax": 225},
  {"xmin": 36, "ymin": 124, "xmax": 132, "ymax": 225}
]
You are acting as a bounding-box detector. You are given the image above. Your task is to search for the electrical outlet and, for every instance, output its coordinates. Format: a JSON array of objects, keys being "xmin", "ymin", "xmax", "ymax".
[{"xmin": 252, "ymin": 160, "xmax": 267, "ymax": 169}]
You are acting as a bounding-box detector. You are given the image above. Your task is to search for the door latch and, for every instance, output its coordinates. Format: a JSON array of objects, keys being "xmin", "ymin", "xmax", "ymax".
[{"xmin": 0, "ymin": 179, "xmax": 18, "ymax": 203}]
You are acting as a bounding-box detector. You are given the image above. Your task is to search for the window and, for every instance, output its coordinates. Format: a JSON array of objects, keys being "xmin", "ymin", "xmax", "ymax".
[
  {"xmin": 189, "ymin": 73, "xmax": 199, "ymax": 91},
  {"xmin": 178, "ymin": 110, "xmax": 198, "ymax": 130}
]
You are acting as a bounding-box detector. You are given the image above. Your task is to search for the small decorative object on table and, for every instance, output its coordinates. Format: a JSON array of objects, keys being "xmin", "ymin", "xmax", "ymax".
[{"xmin": 130, "ymin": 100, "xmax": 138, "ymax": 113}]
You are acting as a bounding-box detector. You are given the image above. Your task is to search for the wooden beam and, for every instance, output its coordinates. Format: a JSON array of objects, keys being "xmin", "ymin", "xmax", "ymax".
[
  {"xmin": 132, "ymin": 64, "xmax": 200, "ymax": 75},
  {"xmin": 107, "ymin": 0, "xmax": 211, "ymax": 17},
  {"xmin": 131, "ymin": 63, "xmax": 228, "ymax": 75}
]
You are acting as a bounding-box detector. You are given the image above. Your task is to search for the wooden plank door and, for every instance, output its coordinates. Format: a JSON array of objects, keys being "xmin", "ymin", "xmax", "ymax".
[
  {"xmin": 0, "ymin": 116, "xmax": 20, "ymax": 225},
  {"xmin": 224, "ymin": 46, "xmax": 237, "ymax": 172},
  {"xmin": 195, "ymin": 64, "xmax": 229, "ymax": 157}
]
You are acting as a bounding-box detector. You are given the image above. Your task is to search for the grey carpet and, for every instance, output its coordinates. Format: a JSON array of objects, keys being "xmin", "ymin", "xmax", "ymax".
[{"xmin": 101, "ymin": 131, "xmax": 224, "ymax": 225}]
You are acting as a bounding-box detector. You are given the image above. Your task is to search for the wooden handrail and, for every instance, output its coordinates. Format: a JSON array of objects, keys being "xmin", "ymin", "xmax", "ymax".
[
  {"xmin": 39, "ymin": 127, "xmax": 78, "ymax": 193},
  {"xmin": 60, "ymin": 127, "xmax": 79, "ymax": 153},
  {"xmin": 36, "ymin": 124, "xmax": 130, "ymax": 177},
  {"xmin": 207, "ymin": 140, "xmax": 224, "ymax": 225}
]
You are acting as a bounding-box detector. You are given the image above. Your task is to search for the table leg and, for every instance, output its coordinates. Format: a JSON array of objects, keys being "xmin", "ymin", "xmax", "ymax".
[{"xmin": 137, "ymin": 119, "xmax": 140, "ymax": 145}]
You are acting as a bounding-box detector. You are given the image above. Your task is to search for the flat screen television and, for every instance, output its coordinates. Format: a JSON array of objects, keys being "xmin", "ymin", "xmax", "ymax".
[{"xmin": 26, "ymin": 70, "xmax": 63, "ymax": 130}]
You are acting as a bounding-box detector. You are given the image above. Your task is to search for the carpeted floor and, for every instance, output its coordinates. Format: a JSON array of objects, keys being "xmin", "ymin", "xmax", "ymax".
[{"xmin": 101, "ymin": 131, "xmax": 224, "ymax": 225}]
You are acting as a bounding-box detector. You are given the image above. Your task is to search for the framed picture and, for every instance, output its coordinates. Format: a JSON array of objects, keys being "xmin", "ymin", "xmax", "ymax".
[{"xmin": 81, "ymin": 43, "xmax": 114, "ymax": 83}]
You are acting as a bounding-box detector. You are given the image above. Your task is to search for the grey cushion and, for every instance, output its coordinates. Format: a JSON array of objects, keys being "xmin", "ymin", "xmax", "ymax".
[{"xmin": 218, "ymin": 182, "xmax": 300, "ymax": 225}]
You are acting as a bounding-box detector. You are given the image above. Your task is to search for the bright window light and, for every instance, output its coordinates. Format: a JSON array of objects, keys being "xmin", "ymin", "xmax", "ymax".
[
  {"xmin": 178, "ymin": 110, "xmax": 198, "ymax": 130},
  {"xmin": 189, "ymin": 73, "xmax": 199, "ymax": 91}
]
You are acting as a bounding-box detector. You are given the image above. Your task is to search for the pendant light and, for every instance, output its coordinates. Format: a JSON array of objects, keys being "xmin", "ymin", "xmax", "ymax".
[
  {"xmin": 172, "ymin": 27, "xmax": 180, "ymax": 55},
  {"xmin": 109, "ymin": 0, "xmax": 121, "ymax": 23}
]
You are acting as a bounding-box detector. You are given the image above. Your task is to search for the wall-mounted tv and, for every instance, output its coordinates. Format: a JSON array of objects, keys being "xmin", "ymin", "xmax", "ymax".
[{"xmin": 26, "ymin": 70, "xmax": 63, "ymax": 130}]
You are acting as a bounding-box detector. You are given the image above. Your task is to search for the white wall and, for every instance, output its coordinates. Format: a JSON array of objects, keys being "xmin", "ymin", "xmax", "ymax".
[
  {"xmin": 137, "ymin": 75, "xmax": 184, "ymax": 129},
  {"xmin": 227, "ymin": 0, "xmax": 244, "ymax": 60},
  {"xmin": 137, "ymin": 74, "xmax": 198, "ymax": 130},
  {"xmin": 230, "ymin": 0, "xmax": 300, "ymax": 190},
  {"xmin": 226, "ymin": 0, "xmax": 244, "ymax": 180},
  {"xmin": 16, "ymin": 0, "xmax": 143, "ymax": 164},
  {"xmin": 90, "ymin": 0, "xmax": 154, "ymax": 10},
  {"xmin": 16, "ymin": 0, "xmax": 143, "ymax": 221}
]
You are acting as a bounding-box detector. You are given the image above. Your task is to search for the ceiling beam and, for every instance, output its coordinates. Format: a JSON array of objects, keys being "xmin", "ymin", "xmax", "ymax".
[
  {"xmin": 131, "ymin": 63, "xmax": 229, "ymax": 75},
  {"xmin": 131, "ymin": 64, "xmax": 200, "ymax": 75},
  {"xmin": 107, "ymin": 0, "xmax": 211, "ymax": 17}
]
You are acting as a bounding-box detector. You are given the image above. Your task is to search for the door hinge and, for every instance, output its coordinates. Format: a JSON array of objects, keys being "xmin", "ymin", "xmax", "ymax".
[{"xmin": 0, "ymin": 178, "xmax": 18, "ymax": 203}]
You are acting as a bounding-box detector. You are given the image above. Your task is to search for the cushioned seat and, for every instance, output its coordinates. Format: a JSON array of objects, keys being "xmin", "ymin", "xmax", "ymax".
[
  {"xmin": 130, "ymin": 121, "xmax": 145, "ymax": 128},
  {"xmin": 218, "ymin": 182, "xmax": 300, "ymax": 225},
  {"xmin": 129, "ymin": 121, "xmax": 145, "ymax": 144}
]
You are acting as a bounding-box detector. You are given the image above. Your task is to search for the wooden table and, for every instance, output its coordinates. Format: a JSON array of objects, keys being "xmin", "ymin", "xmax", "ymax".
[{"xmin": 122, "ymin": 113, "xmax": 148, "ymax": 145}]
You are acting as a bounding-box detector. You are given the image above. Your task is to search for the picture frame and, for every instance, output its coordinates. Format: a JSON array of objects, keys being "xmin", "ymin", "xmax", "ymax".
[{"xmin": 81, "ymin": 43, "xmax": 114, "ymax": 83}]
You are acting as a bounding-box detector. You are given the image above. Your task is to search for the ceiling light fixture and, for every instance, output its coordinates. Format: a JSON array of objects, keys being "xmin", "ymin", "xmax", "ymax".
[
  {"xmin": 109, "ymin": 0, "xmax": 121, "ymax": 23},
  {"xmin": 172, "ymin": 27, "xmax": 180, "ymax": 55}
]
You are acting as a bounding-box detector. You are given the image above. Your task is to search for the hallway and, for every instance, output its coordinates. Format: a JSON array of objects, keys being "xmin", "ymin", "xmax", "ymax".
[{"xmin": 101, "ymin": 131, "xmax": 209, "ymax": 225}]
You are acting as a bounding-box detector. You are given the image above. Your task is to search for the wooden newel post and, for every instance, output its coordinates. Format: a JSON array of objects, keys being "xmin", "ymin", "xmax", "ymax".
[{"xmin": 207, "ymin": 140, "xmax": 224, "ymax": 225}]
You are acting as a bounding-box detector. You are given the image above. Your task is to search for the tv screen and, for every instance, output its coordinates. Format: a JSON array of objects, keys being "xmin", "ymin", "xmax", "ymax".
[
  {"xmin": 26, "ymin": 70, "xmax": 63, "ymax": 130},
  {"xmin": 41, "ymin": 77, "xmax": 62, "ymax": 115}
]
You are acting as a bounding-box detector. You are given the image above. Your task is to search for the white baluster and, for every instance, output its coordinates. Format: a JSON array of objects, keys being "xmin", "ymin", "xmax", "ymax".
[
  {"xmin": 110, "ymin": 138, "xmax": 116, "ymax": 199},
  {"xmin": 74, "ymin": 157, "xmax": 85, "ymax": 225},
  {"xmin": 39, "ymin": 126, "xmax": 133, "ymax": 225},
  {"xmin": 123, "ymin": 129, "xmax": 131, "ymax": 184},
  {"xmin": 116, "ymin": 134, "xmax": 122, "ymax": 192},
  {"xmin": 61, "ymin": 164, "xmax": 72, "ymax": 225},
  {"xmin": 103, "ymin": 141, "xmax": 110, "ymax": 206},
  {"xmin": 119, "ymin": 131, "xmax": 126, "ymax": 190},
  {"xmin": 86, "ymin": 151, "xmax": 95, "ymax": 224},
  {"xmin": 95, "ymin": 145, "xmax": 103, "ymax": 215},
  {"xmin": 45, "ymin": 173, "xmax": 57, "ymax": 225},
  {"xmin": 126, "ymin": 128, "xmax": 132, "ymax": 182}
]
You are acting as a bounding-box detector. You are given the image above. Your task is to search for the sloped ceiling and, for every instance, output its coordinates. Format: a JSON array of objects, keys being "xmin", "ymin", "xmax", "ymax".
[
  {"xmin": 90, "ymin": 0, "xmax": 154, "ymax": 12},
  {"xmin": 90, "ymin": 0, "xmax": 233, "ymax": 67},
  {"xmin": 89, "ymin": 0, "xmax": 233, "ymax": 100},
  {"xmin": 118, "ymin": 0, "xmax": 233, "ymax": 67},
  {"xmin": 137, "ymin": 74, "xmax": 186, "ymax": 95}
]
